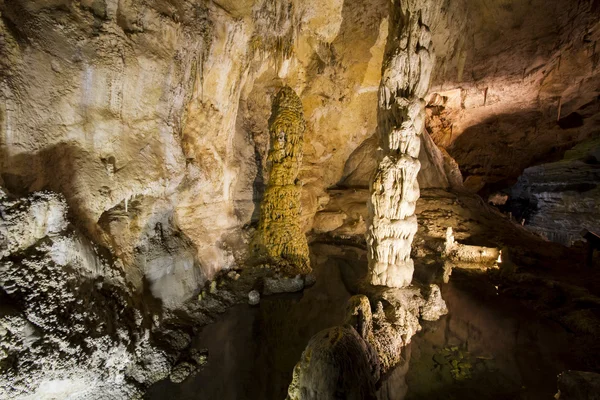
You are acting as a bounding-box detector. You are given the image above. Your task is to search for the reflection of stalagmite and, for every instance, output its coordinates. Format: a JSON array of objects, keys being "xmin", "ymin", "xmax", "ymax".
[
  {"xmin": 255, "ymin": 86, "xmax": 310, "ymax": 274},
  {"xmin": 442, "ymin": 227, "xmax": 501, "ymax": 282},
  {"xmin": 367, "ymin": 0, "xmax": 436, "ymax": 287}
]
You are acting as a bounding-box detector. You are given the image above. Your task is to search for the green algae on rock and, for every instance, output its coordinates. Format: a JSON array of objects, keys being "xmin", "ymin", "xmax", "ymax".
[{"xmin": 254, "ymin": 86, "xmax": 310, "ymax": 275}]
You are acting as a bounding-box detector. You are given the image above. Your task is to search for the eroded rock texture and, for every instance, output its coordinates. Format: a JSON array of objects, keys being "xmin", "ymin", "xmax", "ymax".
[
  {"xmin": 287, "ymin": 291, "xmax": 447, "ymax": 399},
  {"xmin": 508, "ymin": 138, "xmax": 600, "ymax": 246},
  {"xmin": 286, "ymin": 326, "xmax": 378, "ymax": 400},
  {"xmin": 0, "ymin": 0, "xmax": 396, "ymax": 303},
  {"xmin": 0, "ymin": 191, "xmax": 172, "ymax": 399},
  {"xmin": 255, "ymin": 86, "xmax": 310, "ymax": 273},
  {"xmin": 366, "ymin": 0, "xmax": 436, "ymax": 288}
]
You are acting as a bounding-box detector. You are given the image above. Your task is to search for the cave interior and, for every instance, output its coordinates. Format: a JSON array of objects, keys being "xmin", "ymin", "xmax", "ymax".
[{"xmin": 1, "ymin": 0, "xmax": 600, "ymax": 399}]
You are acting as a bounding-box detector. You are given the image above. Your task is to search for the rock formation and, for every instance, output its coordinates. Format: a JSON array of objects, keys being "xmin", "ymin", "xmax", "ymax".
[
  {"xmin": 287, "ymin": 290, "xmax": 447, "ymax": 398},
  {"xmin": 286, "ymin": 326, "xmax": 378, "ymax": 400},
  {"xmin": 442, "ymin": 227, "xmax": 501, "ymax": 281},
  {"xmin": 255, "ymin": 86, "xmax": 310, "ymax": 274},
  {"xmin": 508, "ymin": 138, "xmax": 600, "ymax": 246},
  {"xmin": 2, "ymin": 0, "xmax": 600, "ymax": 398},
  {"xmin": 0, "ymin": 190, "xmax": 173, "ymax": 398},
  {"xmin": 366, "ymin": 0, "xmax": 436, "ymax": 288}
]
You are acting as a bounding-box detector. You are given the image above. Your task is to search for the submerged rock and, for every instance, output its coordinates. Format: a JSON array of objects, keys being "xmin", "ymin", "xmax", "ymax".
[
  {"xmin": 264, "ymin": 275, "xmax": 305, "ymax": 295},
  {"xmin": 556, "ymin": 371, "xmax": 600, "ymax": 400},
  {"xmin": 248, "ymin": 290, "xmax": 261, "ymax": 305},
  {"xmin": 169, "ymin": 362, "xmax": 196, "ymax": 384},
  {"xmin": 288, "ymin": 288, "xmax": 447, "ymax": 398},
  {"xmin": 421, "ymin": 284, "xmax": 449, "ymax": 321}
]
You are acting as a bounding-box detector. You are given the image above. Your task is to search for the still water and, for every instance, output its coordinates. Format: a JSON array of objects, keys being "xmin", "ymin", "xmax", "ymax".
[{"xmin": 146, "ymin": 243, "xmax": 578, "ymax": 400}]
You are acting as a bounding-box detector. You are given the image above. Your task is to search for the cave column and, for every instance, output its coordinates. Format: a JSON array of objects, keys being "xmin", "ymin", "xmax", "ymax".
[
  {"xmin": 367, "ymin": 0, "xmax": 435, "ymax": 287},
  {"xmin": 255, "ymin": 86, "xmax": 311, "ymax": 274}
]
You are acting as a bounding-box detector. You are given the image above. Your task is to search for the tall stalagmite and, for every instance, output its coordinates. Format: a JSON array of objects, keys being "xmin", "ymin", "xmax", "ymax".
[
  {"xmin": 255, "ymin": 86, "xmax": 310, "ymax": 274},
  {"xmin": 366, "ymin": 0, "xmax": 436, "ymax": 287}
]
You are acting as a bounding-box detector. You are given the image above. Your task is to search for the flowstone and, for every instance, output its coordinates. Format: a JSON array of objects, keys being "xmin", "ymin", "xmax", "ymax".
[{"xmin": 254, "ymin": 86, "xmax": 310, "ymax": 274}]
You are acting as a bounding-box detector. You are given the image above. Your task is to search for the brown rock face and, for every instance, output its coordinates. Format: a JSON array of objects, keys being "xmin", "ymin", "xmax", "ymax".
[
  {"xmin": 0, "ymin": 0, "xmax": 395, "ymax": 295},
  {"xmin": 426, "ymin": 0, "xmax": 600, "ymax": 195}
]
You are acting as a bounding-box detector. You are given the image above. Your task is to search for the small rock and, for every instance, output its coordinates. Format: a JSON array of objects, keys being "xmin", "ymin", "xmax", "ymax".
[
  {"xmin": 421, "ymin": 284, "xmax": 448, "ymax": 321},
  {"xmin": 227, "ymin": 271, "xmax": 240, "ymax": 280},
  {"xmin": 264, "ymin": 275, "xmax": 304, "ymax": 294},
  {"xmin": 209, "ymin": 281, "xmax": 218, "ymax": 294},
  {"xmin": 248, "ymin": 290, "xmax": 260, "ymax": 305},
  {"xmin": 189, "ymin": 348, "xmax": 208, "ymax": 366},
  {"xmin": 169, "ymin": 362, "xmax": 196, "ymax": 384}
]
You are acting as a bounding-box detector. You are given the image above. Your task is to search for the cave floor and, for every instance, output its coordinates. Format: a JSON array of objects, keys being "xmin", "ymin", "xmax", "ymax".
[{"xmin": 145, "ymin": 241, "xmax": 591, "ymax": 400}]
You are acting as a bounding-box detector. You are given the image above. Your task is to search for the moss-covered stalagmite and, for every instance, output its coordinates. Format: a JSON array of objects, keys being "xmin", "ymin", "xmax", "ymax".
[{"xmin": 255, "ymin": 86, "xmax": 310, "ymax": 274}]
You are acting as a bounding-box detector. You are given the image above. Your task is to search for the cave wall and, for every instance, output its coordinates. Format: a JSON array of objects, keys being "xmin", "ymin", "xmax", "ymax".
[
  {"xmin": 3, "ymin": 0, "xmax": 598, "ymax": 304},
  {"xmin": 508, "ymin": 137, "xmax": 600, "ymax": 246},
  {"xmin": 0, "ymin": 0, "xmax": 395, "ymax": 305},
  {"xmin": 426, "ymin": 0, "xmax": 600, "ymax": 194}
]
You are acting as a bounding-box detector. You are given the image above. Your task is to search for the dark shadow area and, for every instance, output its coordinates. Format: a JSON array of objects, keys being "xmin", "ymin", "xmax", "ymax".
[
  {"xmin": 1, "ymin": 142, "xmax": 106, "ymax": 243},
  {"xmin": 449, "ymin": 108, "xmax": 598, "ymax": 199},
  {"xmin": 450, "ymin": 110, "xmax": 542, "ymax": 189},
  {"xmin": 558, "ymin": 112, "xmax": 584, "ymax": 129},
  {"xmin": 145, "ymin": 243, "xmax": 354, "ymax": 400},
  {"xmin": 406, "ymin": 270, "xmax": 580, "ymax": 400}
]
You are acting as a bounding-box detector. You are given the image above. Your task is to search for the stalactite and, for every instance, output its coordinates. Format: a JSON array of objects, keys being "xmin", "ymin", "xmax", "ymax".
[
  {"xmin": 251, "ymin": 0, "xmax": 297, "ymax": 70},
  {"xmin": 366, "ymin": 1, "xmax": 437, "ymax": 288},
  {"xmin": 254, "ymin": 86, "xmax": 310, "ymax": 274}
]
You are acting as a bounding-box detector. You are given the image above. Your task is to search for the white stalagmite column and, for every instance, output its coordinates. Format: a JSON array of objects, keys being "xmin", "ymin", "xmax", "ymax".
[{"xmin": 367, "ymin": 0, "xmax": 436, "ymax": 287}]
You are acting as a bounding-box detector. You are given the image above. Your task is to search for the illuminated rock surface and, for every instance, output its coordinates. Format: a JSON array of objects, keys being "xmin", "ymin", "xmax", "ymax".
[
  {"xmin": 1, "ymin": 0, "xmax": 600, "ymax": 399},
  {"xmin": 365, "ymin": 0, "xmax": 436, "ymax": 288},
  {"xmin": 0, "ymin": 191, "xmax": 172, "ymax": 398}
]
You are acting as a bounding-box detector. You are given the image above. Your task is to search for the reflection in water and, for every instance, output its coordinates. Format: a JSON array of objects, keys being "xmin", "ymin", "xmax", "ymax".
[
  {"xmin": 377, "ymin": 345, "xmax": 411, "ymax": 400},
  {"xmin": 146, "ymin": 244, "xmax": 353, "ymax": 400},
  {"xmin": 405, "ymin": 272, "xmax": 577, "ymax": 400},
  {"xmin": 146, "ymin": 244, "xmax": 578, "ymax": 400}
]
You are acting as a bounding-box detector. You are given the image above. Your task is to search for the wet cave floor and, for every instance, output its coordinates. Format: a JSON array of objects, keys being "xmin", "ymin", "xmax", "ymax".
[{"xmin": 146, "ymin": 243, "xmax": 584, "ymax": 400}]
